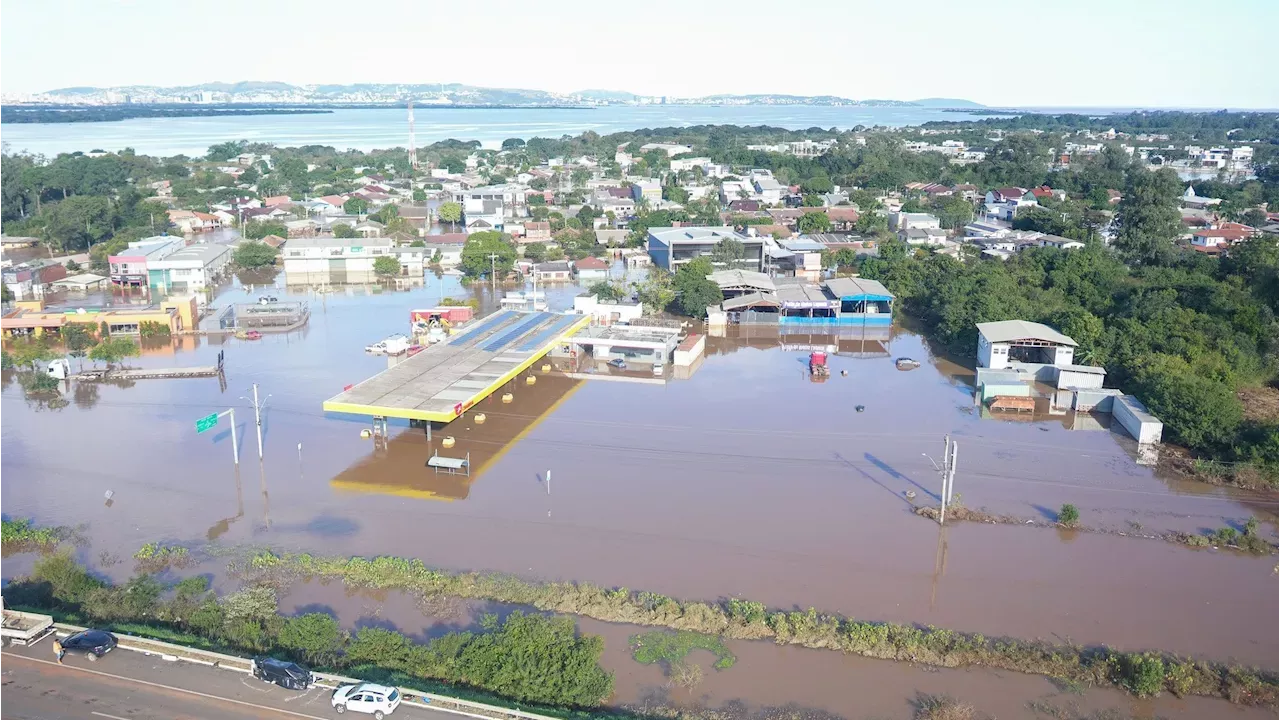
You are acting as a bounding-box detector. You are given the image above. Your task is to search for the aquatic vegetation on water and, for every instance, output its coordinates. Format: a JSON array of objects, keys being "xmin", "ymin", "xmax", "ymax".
[
  {"xmin": 233, "ymin": 549, "xmax": 1279, "ymax": 706},
  {"xmin": 1, "ymin": 518, "xmax": 66, "ymax": 553},
  {"xmin": 631, "ymin": 630, "xmax": 736, "ymax": 678},
  {"xmin": 133, "ymin": 543, "xmax": 193, "ymax": 572}
]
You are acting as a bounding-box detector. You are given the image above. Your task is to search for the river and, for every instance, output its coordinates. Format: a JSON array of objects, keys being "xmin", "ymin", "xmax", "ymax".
[
  {"xmin": 0, "ymin": 105, "xmax": 996, "ymax": 158},
  {"xmin": 3, "ymin": 272, "xmax": 1275, "ymax": 683}
]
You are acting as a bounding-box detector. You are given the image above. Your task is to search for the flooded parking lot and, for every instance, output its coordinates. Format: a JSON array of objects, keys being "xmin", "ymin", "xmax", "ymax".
[{"xmin": 3, "ymin": 273, "xmax": 1277, "ymax": 713}]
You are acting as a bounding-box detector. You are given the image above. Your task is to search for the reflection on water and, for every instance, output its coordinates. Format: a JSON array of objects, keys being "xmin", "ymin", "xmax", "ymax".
[{"xmin": 331, "ymin": 374, "xmax": 585, "ymax": 502}]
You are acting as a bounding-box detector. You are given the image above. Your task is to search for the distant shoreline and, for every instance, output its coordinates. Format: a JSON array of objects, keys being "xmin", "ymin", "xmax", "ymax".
[{"xmin": 0, "ymin": 103, "xmax": 596, "ymax": 124}]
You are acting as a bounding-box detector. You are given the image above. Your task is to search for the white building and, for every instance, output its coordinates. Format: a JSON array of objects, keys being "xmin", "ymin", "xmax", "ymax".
[
  {"xmin": 890, "ymin": 212, "xmax": 941, "ymax": 231},
  {"xmin": 976, "ymin": 320, "xmax": 1076, "ymax": 370},
  {"xmin": 631, "ymin": 180, "xmax": 662, "ymax": 203},
  {"xmin": 638, "ymin": 143, "xmax": 693, "ymax": 157},
  {"xmin": 670, "ymin": 157, "xmax": 713, "ymax": 173},
  {"xmin": 147, "ymin": 243, "xmax": 232, "ymax": 292},
  {"xmin": 573, "ymin": 293, "xmax": 644, "ymax": 324},
  {"xmin": 750, "ymin": 170, "xmax": 785, "ymax": 205},
  {"xmin": 282, "ymin": 236, "xmax": 395, "ymax": 284}
]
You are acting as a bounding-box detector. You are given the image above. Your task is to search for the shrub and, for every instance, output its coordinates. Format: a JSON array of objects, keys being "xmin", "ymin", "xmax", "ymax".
[
  {"xmin": 1057, "ymin": 504, "xmax": 1080, "ymax": 527},
  {"xmin": 18, "ymin": 370, "xmax": 62, "ymax": 395},
  {"xmin": 139, "ymin": 321, "xmax": 171, "ymax": 338},
  {"xmin": 1114, "ymin": 652, "xmax": 1165, "ymax": 697},
  {"xmin": 914, "ymin": 694, "xmax": 976, "ymax": 720},
  {"xmin": 279, "ymin": 613, "xmax": 345, "ymax": 666}
]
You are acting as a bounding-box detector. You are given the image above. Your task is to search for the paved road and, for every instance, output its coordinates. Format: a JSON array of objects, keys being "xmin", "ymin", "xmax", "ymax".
[{"xmin": 1, "ymin": 642, "xmax": 448, "ymax": 720}]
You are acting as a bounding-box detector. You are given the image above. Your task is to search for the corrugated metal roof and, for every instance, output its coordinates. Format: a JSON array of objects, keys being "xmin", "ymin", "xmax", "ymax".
[
  {"xmin": 976, "ymin": 320, "xmax": 1077, "ymax": 347},
  {"xmin": 823, "ymin": 277, "xmax": 894, "ymax": 300}
]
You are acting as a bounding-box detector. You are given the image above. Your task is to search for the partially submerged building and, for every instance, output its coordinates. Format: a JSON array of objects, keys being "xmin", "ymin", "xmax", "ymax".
[
  {"xmin": 708, "ymin": 274, "xmax": 894, "ymax": 327},
  {"xmin": 972, "ymin": 320, "xmax": 1163, "ymax": 444},
  {"xmin": 976, "ymin": 320, "xmax": 1076, "ymax": 369}
]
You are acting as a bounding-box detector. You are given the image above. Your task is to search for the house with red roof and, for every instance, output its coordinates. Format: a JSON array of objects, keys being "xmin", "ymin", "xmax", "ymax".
[
  {"xmin": 573, "ymin": 256, "xmax": 610, "ymax": 280},
  {"xmin": 1191, "ymin": 223, "xmax": 1255, "ymax": 248}
]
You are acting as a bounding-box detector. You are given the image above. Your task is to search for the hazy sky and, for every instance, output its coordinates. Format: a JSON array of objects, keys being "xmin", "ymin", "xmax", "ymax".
[{"xmin": 2, "ymin": 0, "xmax": 1277, "ymax": 107}]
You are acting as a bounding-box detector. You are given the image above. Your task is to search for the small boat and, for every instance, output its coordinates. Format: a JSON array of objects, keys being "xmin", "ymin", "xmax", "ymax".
[
  {"xmin": 236, "ymin": 330, "xmax": 263, "ymax": 340},
  {"xmin": 895, "ymin": 357, "xmax": 921, "ymax": 371}
]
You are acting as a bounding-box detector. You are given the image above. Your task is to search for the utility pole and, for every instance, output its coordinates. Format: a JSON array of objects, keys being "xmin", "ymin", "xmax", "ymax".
[
  {"xmin": 488, "ymin": 252, "xmax": 500, "ymax": 293},
  {"xmin": 242, "ymin": 384, "xmax": 270, "ymax": 460},
  {"xmin": 931, "ymin": 435, "xmax": 952, "ymax": 525}
]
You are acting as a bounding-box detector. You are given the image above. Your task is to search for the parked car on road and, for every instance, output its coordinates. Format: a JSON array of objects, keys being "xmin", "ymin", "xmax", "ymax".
[
  {"xmin": 607, "ymin": 358, "xmax": 627, "ymax": 369},
  {"xmin": 332, "ymin": 682, "xmax": 401, "ymax": 718},
  {"xmin": 60, "ymin": 629, "xmax": 117, "ymax": 660},
  {"xmin": 251, "ymin": 656, "xmax": 313, "ymax": 690}
]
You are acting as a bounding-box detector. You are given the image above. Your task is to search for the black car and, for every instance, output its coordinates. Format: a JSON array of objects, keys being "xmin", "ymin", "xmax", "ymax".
[
  {"xmin": 251, "ymin": 656, "xmax": 313, "ymax": 690},
  {"xmin": 61, "ymin": 630, "xmax": 117, "ymax": 660}
]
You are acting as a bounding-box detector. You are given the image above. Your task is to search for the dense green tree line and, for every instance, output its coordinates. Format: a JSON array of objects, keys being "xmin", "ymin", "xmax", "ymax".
[{"xmin": 860, "ymin": 234, "xmax": 1278, "ymax": 477}]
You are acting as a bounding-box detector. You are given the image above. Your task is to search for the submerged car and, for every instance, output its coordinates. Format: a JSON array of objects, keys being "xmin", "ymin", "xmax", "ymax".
[
  {"xmin": 332, "ymin": 682, "xmax": 401, "ymax": 718},
  {"xmin": 60, "ymin": 629, "xmax": 117, "ymax": 660},
  {"xmin": 250, "ymin": 656, "xmax": 313, "ymax": 690},
  {"xmin": 607, "ymin": 358, "xmax": 627, "ymax": 369}
]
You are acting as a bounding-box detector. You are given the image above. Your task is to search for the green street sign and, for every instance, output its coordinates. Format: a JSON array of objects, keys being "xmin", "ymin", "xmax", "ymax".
[{"xmin": 195, "ymin": 412, "xmax": 219, "ymax": 434}]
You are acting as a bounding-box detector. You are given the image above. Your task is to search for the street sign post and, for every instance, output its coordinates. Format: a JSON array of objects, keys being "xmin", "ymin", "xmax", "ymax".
[
  {"xmin": 197, "ymin": 409, "xmax": 238, "ymax": 465},
  {"xmin": 195, "ymin": 413, "xmax": 219, "ymax": 434}
]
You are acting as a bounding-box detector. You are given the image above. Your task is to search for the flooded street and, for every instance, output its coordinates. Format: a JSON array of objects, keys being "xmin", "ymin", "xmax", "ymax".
[{"xmin": 3, "ymin": 273, "xmax": 1277, "ymax": 715}]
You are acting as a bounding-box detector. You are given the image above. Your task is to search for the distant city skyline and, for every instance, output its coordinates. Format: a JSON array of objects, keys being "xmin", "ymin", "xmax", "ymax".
[{"xmin": 2, "ymin": 0, "xmax": 1278, "ymax": 108}]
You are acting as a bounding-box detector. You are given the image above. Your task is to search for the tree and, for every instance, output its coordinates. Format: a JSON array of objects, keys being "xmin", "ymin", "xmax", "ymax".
[
  {"xmin": 798, "ymin": 211, "xmax": 831, "ymax": 234},
  {"xmin": 412, "ymin": 188, "xmax": 427, "ymax": 202},
  {"xmin": 800, "ymin": 175, "xmax": 834, "ymax": 194},
  {"xmin": 1114, "ymin": 167, "xmax": 1182, "ymax": 265},
  {"xmin": 39, "ymin": 195, "xmax": 115, "ymax": 252},
  {"xmin": 206, "ymin": 141, "xmax": 248, "ymax": 162},
  {"xmin": 501, "ymin": 138, "xmax": 526, "ymax": 151},
  {"xmin": 343, "ymin": 197, "xmax": 368, "ymax": 215},
  {"xmin": 88, "ymin": 337, "xmax": 140, "ymax": 368},
  {"xmin": 673, "ymin": 257, "xmax": 722, "ymax": 319},
  {"xmin": 438, "ymin": 201, "xmax": 463, "ymax": 228},
  {"xmin": 7, "ymin": 339, "xmax": 57, "ymax": 370},
  {"xmin": 1131, "ymin": 353, "xmax": 1241, "ymax": 450},
  {"xmin": 801, "ymin": 194, "xmax": 825, "ymax": 207},
  {"xmin": 333, "ymin": 224, "xmax": 357, "ymax": 238},
  {"xmin": 63, "ymin": 324, "xmax": 95, "ymax": 370},
  {"xmin": 243, "ymin": 221, "xmax": 288, "ymax": 240},
  {"xmin": 937, "ymin": 196, "xmax": 974, "ymax": 230},
  {"xmin": 632, "ymin": 269, "xmax": 675, "ymax": 315},
  {"xmin": 373, "ymin": 255, "xmax": 401, "ymax": 278},
  {"xmin": 710, "ymin": 238, "xmax": 746, "ymax": 268},
  {"xmin": 459, "ymin": 230, "xmax": 516, "ymax": 278},
  {"xmin": 854, "ymin": 212, "xmax": 888, "ymax": 234},
  {"xmin": 588, "ymin": 281, "xmax": 626, "ymax": 301},
  {"xmin": 523, "ymin": 243, "xmax": 547, "ymax": 263},
  {"xmin": 233, "ymin": 241, "xmax": 279, "ymax": 269}
]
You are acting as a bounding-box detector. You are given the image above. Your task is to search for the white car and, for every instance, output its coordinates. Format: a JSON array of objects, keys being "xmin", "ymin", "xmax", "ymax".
[{"xmin": 332, "ymin": 682, "xmax": 401, "ymax": 718}]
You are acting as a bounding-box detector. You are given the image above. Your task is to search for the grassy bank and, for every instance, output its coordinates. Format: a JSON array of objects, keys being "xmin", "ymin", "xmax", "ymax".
[
  {"xmin": 236, "ymin": 549, "xmax": 1277, "ymax": 706},
  {"xmin": 912, "ymin": 505, "xmax": 1278, "ymax": 556}
]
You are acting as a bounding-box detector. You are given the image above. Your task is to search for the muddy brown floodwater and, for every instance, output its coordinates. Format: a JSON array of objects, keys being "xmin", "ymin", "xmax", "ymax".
[{"xmin": 3, "ymin": 274, "xmax": 1277, "ymax": 715}]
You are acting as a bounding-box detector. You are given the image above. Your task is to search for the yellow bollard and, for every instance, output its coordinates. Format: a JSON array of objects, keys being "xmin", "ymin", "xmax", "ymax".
[
  {"xmin": 360, "ymin": 429, "xmax": 372, "ymax": 439},
  {"xmin": 441, "ymin": 436, "xmax": 456, "ymax": 448},
  {"xmin": 541, "ymin": 364, "xmax": 551, "ymax": 373},
  {"xmin": 502, "ymin": 393, "xmax": 514, "ymax": 403},
  {"xmin": 525, "ymin": 375, "xmax": 536, "ymax": 385},
  {"xmin": 475, "ymin": 413, "xmax": 486, "ymax": 424}
]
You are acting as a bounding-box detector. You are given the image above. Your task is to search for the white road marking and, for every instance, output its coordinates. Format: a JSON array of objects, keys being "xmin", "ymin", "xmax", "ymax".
[
  {"xmin": 91, "ymin": 713, "xmax": 131, "ymax": 720},
  {"xmin": 7, "ymin": 654, "xmax": 332, "ymax": 720}
]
